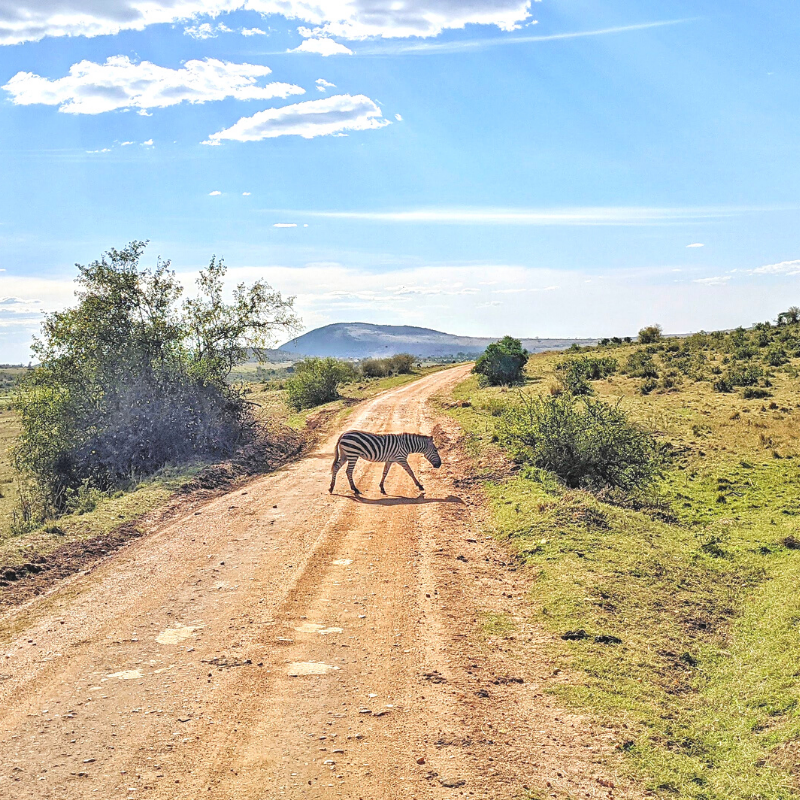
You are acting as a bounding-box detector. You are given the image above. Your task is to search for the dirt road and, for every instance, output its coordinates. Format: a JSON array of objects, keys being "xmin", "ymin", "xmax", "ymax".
[{"xmin": 0, "ymin": 366, "xmax": 631, "ymax": 800}]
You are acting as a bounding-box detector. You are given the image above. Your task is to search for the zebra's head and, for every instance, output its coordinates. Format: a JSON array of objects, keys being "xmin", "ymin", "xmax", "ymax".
[{"xmin": 423, "ymin": 435, "xmax": 442, "ymax": 468}]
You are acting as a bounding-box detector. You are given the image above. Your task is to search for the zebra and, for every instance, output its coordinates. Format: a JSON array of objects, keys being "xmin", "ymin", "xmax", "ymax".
[{"xmin": 329, "ymin": 430, "xmax": 442, "ymax": 495}]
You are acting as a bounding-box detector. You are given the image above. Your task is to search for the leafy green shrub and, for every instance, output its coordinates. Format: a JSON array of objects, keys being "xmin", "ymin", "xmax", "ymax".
[
  {"xmin": 360, "ymin": 357, "xmax": 390, "ymax": 378},
  {"xmin": 742, "ymin": 387, "xmax": 772, "ymax": 399},
  {"xmin": 728, "ymin": 363, "xmax": 763, "ymax": 387},
  {"xmin": 554, "ymin": 355, "xmax": 617, "ymax": 395},
  {"xmin": 360, "ymin": 353, "xmax": 416, "ymax": 378},
  {"xmin": 638, "ymin": 324, "xmax": 663, "ymax": 344},
  {"xmin": 713, "ymin": 376, "xmax": 733, "ymax": 393},
  {"xmin": 388, "ymin": 353, "xmax": 416, "ymax": 374},
  {"xmin": 766, "ymin": 347, "xmax": 788, "ymax": 367},
  {"xmin": 498, "ymin": 393, "xmax": 663, "ymax": 493},
  {"xmin": 285, "ymin": 357, "xmax": 357, "ymax": 410},
  {"xmin": 625, "ymin": 350, "xmax": 659, "ymax": 378},
  {"xmin": 473, "ymin": 336, "xmax": 528, "ymax": 386},
  {"xmin": 13, "ymin": 242, "xmax": 298, "ymax": 519}
]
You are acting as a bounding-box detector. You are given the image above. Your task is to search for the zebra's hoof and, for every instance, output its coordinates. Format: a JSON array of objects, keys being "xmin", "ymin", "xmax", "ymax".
[{"xmin": 379, "ymin": 487, "xmax": 386, "ymax": 495}]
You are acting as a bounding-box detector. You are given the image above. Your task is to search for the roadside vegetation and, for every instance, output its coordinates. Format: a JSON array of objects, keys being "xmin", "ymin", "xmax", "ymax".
[
  {"xmin": 449, "ymin": 318, "xmax": 800, "ymax": 799},
  {"xmin": 0, "ymin": 245, "xmax": 441, "ymax": 580}
]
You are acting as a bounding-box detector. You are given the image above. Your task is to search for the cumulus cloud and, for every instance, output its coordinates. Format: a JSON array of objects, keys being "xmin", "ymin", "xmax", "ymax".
[
  {"xmin": 203, "ymin": 93, "xmax": 389, "ymax": 144},
  {"xmin": 0, "ymin": 1, "xmax": 533, "ymax": 46},
  {"xmin": 184, "ymin": 21, "xmax": 231, "ymax": 38},
  {"xmin": 3, "ymin": 56, "xmax": 304, "ymax": 115},
  {"xmin": 242, "ymin": 191, "xmax": 252, "ymax": 195},
  {"xmin": 316, "ymin": 78, "xmax": 336, "ymax": 92},
  {"xmin": 686, "ymin": 242, "xmax": 704, "ymax": 248},
  {"xmin": 241, "ymin": 27, "xmax": 267, "ymax": 36},
  {"xmin": 209, "ymin": 190, "xmax": 222, "ymax": 196},
  {"xmin": 752, "ymin": 259, "xmax": 800, "ymax": 276},
  {"xmin": 142, "ymin": 138, "xmax": 154, "ymax": 146},
  {"xmin": 274, "ymin": 222, "xmax": 298, "ymax": 227},
  {"xmin": 395, "ymin": 113, "xmax": 403, "ymax": 121},
  {"xmin": 290, "ymin": 37, "xmax": 353, "ymax": 56}
]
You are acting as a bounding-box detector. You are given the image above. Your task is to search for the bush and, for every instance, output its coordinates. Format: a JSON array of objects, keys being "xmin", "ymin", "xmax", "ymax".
[
  {"xmin": 728, "ymin": 363, "xmax": 763, "ymax": 387},
  {"xmin": 473, "ymin": 336, "xmax": 528, "ymax": 386},
  {"xmin": 498, "ymin": 393, "xmax": 663, "ymax": 493},
  {"xmin": 742, "ymin": 387, "xmax": 772, "ymax": 399},
  {"xmin": 285, "ymin": 357, "xmax": 357, "ymax": 410},
  {"xmin": 555, "ymin": 355, "xmax": 617, "ymax": 395},
  {"xmin": 625, "ymin": 350, "xmax": 659, "ymax": 378},
  {"xmin": 638, "ymin": 324, "xmax": 663, "ymax": 344},
  {"xmin": 388, "ymin": 353, "xmax": 416, "ymax": 374},
  {"xmin": 13, "ymin": 242, "xmax": 298, "ymax": 519},
  {"xmin": 360, "ymin": 358, "xmax": 390, "ymax": 378},
  {"xmin": 360, "ymin": 353, "xmax": 416, "ymax": 378},
  {"xmin": 766, "ymin": 347, "xmax": 788, "ymax": 367}
]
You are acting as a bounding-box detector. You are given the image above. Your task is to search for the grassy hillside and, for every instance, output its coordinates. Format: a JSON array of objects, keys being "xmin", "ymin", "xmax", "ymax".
[{"xmin": 447, "ymin": 325, "xmax": 800, "ymax": 799}]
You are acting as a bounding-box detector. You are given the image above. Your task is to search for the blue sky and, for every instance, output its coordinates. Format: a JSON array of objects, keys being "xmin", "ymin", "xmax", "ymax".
[{"xmin": 1, "ymin": 0, "xmax": 799, "ymax": 361}]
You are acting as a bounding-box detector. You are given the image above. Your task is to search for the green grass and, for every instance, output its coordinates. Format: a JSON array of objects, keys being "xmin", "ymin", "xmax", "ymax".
[{"xmin": 446, "ymin": 349, "xmax": 800, "ymax": 799}]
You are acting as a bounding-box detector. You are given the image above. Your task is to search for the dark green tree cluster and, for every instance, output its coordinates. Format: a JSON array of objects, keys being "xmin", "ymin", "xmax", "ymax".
[
  {"xmin": 473, "ymin": 336, "xmax": 528, "ymax": 386},
  {"xmin": 285, "ymin": 358, "xmax": 358, "ymax": 410},
  {"xmin": 14, "ymin": 242, "xmax": 298, "ymax": 518},
  {"xmin": 360, "ymin": 353, "xmax": 416, "ymax": 378}
]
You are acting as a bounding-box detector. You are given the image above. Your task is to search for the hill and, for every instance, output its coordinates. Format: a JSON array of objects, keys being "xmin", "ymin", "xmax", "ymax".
[{"xmin": 278, "ymin": 322, "xmax": 596, "ymax": 359}]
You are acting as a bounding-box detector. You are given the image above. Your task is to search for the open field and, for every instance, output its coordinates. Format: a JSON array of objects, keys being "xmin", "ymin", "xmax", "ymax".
[{"xmin": 445, "ymin": 338, "xmax": 800, "ymax": 799}]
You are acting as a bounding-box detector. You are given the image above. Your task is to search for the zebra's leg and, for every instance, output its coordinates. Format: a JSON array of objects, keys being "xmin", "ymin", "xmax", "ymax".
[
  {"xmin": 345, "ymin": 457, "xmax": 361, "ymax": 494},
  {"xmin": 329, "ymin": 456, "xmax": 345, "ymax": 493},
  {"xmin": 398, "ymin": 459, "xmax": 424, "ymax": 492},
  {"xmin": 379, "ymin": 461, "xmax": 393, "ymax": 494}
]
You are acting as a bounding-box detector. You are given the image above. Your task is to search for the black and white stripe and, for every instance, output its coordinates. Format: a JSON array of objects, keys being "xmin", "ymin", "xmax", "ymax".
[{"xmin": 329, "ymin": 430, "xmax": 442, "ymax": 495}]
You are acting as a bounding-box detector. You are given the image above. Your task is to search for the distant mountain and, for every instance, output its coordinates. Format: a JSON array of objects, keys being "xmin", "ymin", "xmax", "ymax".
[{"xmin": 277, "ymin": 323, "xmax": 597, "ymax": 359}]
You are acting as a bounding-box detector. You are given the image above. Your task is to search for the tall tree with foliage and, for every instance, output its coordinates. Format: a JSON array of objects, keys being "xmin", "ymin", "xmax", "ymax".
[
  {"xmin": 13, "ymin": 242, "xmax": 298, "ymax": 519},
  {"xmin": 473, "ymin": 335, "xmax": 528, "ymax": 386}
]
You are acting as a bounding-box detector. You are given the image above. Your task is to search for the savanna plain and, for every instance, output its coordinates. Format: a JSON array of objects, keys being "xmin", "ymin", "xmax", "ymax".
[{"xmin": 2, "ymin": 318, "xmax": 800, "ymax": 800}]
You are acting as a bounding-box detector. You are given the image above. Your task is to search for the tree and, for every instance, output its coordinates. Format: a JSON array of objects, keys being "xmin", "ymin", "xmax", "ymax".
[
  {"xmin": 473, "ymin": 336, "xmax": 528, "ymax": 386},
  {"xmin": 13, "ymin": 242, "xmax": 298, "ymax": 519},
  {"xmin": 777, "ymin": 306, "xmax": 800, "ymax": 326},
  {"xmin": 638, "ymin": 324, "xmax": 663, "ymax": 344},
  {"xmin": 285, "ymin": 358, "xmax": 357, "ymax": 410}
]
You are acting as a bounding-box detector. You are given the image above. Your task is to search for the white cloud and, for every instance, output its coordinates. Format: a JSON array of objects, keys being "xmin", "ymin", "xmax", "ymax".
[
  {"xmin": 204, "ymin": 93, "xmax": 389, "ymax": 144},
  {"xmin": 0, "ymin": 2, "xmax": 534, "ymax": 46},
  {"xmin": 274, "ymin": 223, "xmax": 298, "ymax": 227},
  {"xmin": 363, "ymin": 18, "xmax": 694, "ymax": 54},
  {"xmin": 120, "ymin": 140, "xmax": 135, "ymax": 146},
  {"xmin": 3, "ymin": 56, "xmax": 304, "ymax": 115},
  {"xmin": 209, "ymin": 190, "xmax": 222, "ymax": 196},
  {"xmin": 693, "ymin": 276, "xmax": 730, "ymax": 286},
  {"xmin": 241, "ymin": 27, "xmax": 267, "ymax": 36},
  {"xmin": 86, "ymin": 147, "xmax": 111, "ymax": 153},
  {"xmin": 142, "ymin": 138, "xmax": 154, "ymax": 146},
  {"xmin": 753, "ymin": 259, "xmax": 800, "ymax": 275},
  {"xmin": 282, "ymin": 205, "xmax": 757, "ymax": 226},
  {"xmin": 316, "ymin": 78, "xmax": 336, "ymax": 92},
  {"xmin": 752, "ymin": 259, "xmax": 800, "ymax": 276},
  {"xmin": 395, "ymin": 113, "xmax": 403, "ymax": 121},
  {"xmin": 184, "ymin": 21, "xmax": 231, "ymax": 39},
  {"xmin": 290, "ymin": 38, "xmax": 353, "ymax": 56},
  {"xmin": 243, "ymin": 191, "xmax": 252, "ymax": 195},
  {"xmin": 686, "ymin": 242, "xmax": 704, "ymax": 248}
]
